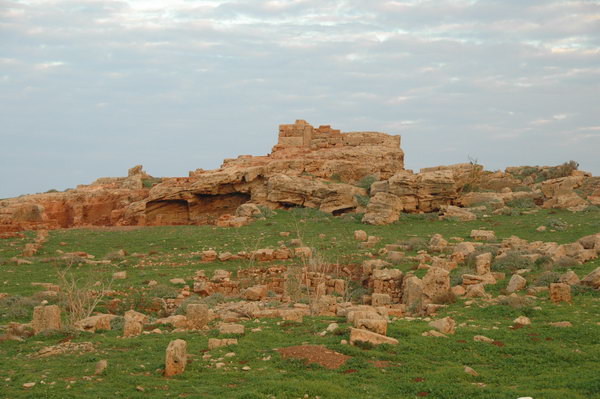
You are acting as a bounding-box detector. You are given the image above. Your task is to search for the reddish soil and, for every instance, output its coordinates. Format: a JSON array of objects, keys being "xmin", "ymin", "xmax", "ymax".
[{"xmin": 277, "ymin": 345, "xmax": 351, "ymax": 370}]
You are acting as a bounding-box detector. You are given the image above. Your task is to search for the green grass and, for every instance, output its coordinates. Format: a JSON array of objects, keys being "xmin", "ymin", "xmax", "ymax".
[{"xmin": 1, "ymin": 208, "xmax": 600, "ymax": 398}]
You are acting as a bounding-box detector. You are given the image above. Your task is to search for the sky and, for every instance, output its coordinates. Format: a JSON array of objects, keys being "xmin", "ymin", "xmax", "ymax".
[{"xmin": 1, "ymin": 0, "xmax": 599, "ymax": 198}]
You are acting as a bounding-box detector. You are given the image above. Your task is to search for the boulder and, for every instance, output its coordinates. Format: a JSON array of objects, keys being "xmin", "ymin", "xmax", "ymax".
[
  {"xmin": 349, "ymin": 328, "xmax": 398, "ymax": 346},
  {"xmin": 475, "ymin": 253, "xmax": 492, "ymax": 275},
  {"xmin": 74, "ymin": 314, "xmax": 118, "ymax": 332},
  {"xmin": 506, "ymin": 274, "xmax": 527, "ymax": 293},
  {"xmin": 362, "ymin": 192, "xmax": 402, "ymax": 225},
  {"xmin": 421, "ymin": 267, "xmax": 450, "ymax": 304},
  {"xmin": 164, "ymin": 339, "xmax": 187, "ymax": 377},
  {"xmin": 428, "ymin": 317, "xmax": 456, "ymax": 334},
  {"xmin": 32, "ymin": 305, "xmax": 61, "ymax": 335},
  {"xmin": 186, "ymin": 304, "xmax": 210, "ymax": 329},
  {"xmin": 123, "ymin": 310, "xmax": 147, "ymax": 337},
  {"xmin": 470, "ymin": 230, "xmax": 496, "ymax": 241},
  {"xmin": 439, "ymin": 205, "xmax": 477, "ymax": 221},
  {"xmin": 549, "ymin": 283, "xmax": 572, "ymax": 304},
  {"xmin": 581, "ymin": 267, "xmax": 600, "ymax": 289},
  {"xmin": 354, "ymin": 230, "xmax": 368, "ymax": 241},
  {"xmin": 355, "ymin": 318, "xmax": 388, "ymax": 335},
  {"xmin": 208, "ymin": 338, "xmax": 238, "ymax": 350},
  {"xmin": 219, "ymin": 323, "xmax": 245, "ymax": 335},
  {"xmin": 244, "ymin": 285, "xmax": 268, "ymax": 301}
]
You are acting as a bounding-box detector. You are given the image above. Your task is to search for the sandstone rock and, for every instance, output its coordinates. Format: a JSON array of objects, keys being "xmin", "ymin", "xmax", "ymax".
[
  {"xmin": 170, "ymin": 278, "xmax": 186, "ymax": 285},
  {"xmin": 549, "ymin": 283, "xmax": 572, "ymax": 304},
  {"xmin": 362, "ymin": 192, "xmax": 402, "ymax": 225},
  {"xmin": 371, "ymin": 293, "xmax": 391, "ymax": 306},
  {"xmin": 355, "ymin": 318, "xmax": 388, "ymax": 335},
  {"xmin": 349, "ymin": 327, "xmax": 398, "ymax": 346},
  {"xmin": 581, "ymin": 267, "xmax": 600, "ymax": 289},
  {"xmin": 421, "ymin": 330, "xmax": 447, "ymax": 338},
  {"xmin": 578, "ymin": 234, "xmax": 600, "ymax": 250},
  {"xmin": 452, "ymin": 242, "xmax": 476, "ymax": 262},
  {"xmin": 559, "ymin": 270, "xmax": 580, "ymax": 286},
  {"xmin": 219, "ymin": 323, "xmax": 245, "ymax": 335},
  {"xmin": 428, "ymin": 317, "xmax": 456, "ymax": 334},
  {"xmin": 112, "ymin": 271, "xmax": 127, "ymax": 280},
  {"xmin": 451, "ymin": 285, "xmax": 466, "ymax": 296},
  {"xmin": 354, "ymin": 230, "xmax": 368, "ymax": 241},
  {"xmin": 465, "ymin": 284, "xmax": 487, "ymax": 298},
  {"xmin": 156, "ymin": 315, "xmax": 189, "ymax": 328},
  {"xmin": 123, "ymin": 310, "xmax": 147, "ymax": 337},
  {"xmin": 464, "ymin": 366, "xmax": 479, "ymax": 377},
  {"xmin": 74, "ymin": 314, "xmax": 117, "ymax": 332},
  {"xmin": 164, "ymin": 339, "xmax": 187, "ymax": 377},
  {"xmin": 402, "ymin": 275, "xmax": 423, "ymax": 310},
  {"xmin": 236, "ymin": 203, "xmax": 261, "ymax": 218},
  {"xmin": 439, "ymin": 205, "xmax": 476, "ymax": 221},
  {"xmin": 429, "ymin": 234, "xmax": 448, "ymax": 252},
  {"xmin": 421, "ymin": 267, "xmax": 450, "ymax": 304},
  {"xmin": 507, "ymin": 274, "xmax": 527, "ymax": 293},
  {"xmin": 32, "ymin": 305, "xmax": 61, "ymax": 335},
  {"xmin": 470, "ymin": 230, "xmax": 496, "ymax": 241},
  {"xmin": 202, "ymin": 250, "xmax": 218, "ymax": 262},
  {"xmin": 473, "ymin": 335, "xmax": 494, "ymax": 343},
  {"xmin": 208, "ymin": 338, "xmax": 238, "ymax": 350},
  {"xmin": 372, "ymin": 268, "xmax": 402, "ymax": 281},
  {"xmin": 462, "ymin": 273, "xmax": 496, "ymax": 286},
  {"xmin": 475, "ymin": 253, "xmax": 492, "ymax": 275},
  {"xmin": 95, "ymin": 359, "xmax": 108, "ymax": 375},
  {"xmin": 245, "ymin": 285, "xmax": 268, "ymax": 301},
  {"xmin": 186, "ymin": 304, "xmax": 210, "ymax": 329},
  {"xmin": 513, "ymin": 316, "xmax": 531, "ymax": 326}
]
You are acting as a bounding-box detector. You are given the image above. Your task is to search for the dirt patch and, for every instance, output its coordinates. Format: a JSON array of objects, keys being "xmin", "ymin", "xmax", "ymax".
[{"xmin": 277, "ymin": 345, "xmax": 350, "ymax": 370}]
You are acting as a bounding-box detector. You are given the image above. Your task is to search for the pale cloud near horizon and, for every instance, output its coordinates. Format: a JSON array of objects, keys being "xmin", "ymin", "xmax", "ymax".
[{"xmin": 1, "ymin": 0, "xmax": 599, "ymax": 197}]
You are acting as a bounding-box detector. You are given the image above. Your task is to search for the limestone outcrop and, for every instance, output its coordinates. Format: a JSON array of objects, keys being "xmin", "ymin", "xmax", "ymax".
[{"xmin": 1, "ymin": 121, "xmax": 597, "ymax": 231}]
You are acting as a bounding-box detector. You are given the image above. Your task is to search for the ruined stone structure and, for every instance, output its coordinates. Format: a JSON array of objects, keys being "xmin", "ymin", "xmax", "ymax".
[{"xmin": 1, "ymin": 120, "xmax": 597, "ymax": 232}]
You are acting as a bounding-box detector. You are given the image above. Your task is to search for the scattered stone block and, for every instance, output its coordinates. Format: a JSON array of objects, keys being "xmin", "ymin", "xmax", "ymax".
[
  {"xmin": 32, "ymin": 305, "xmax": 61, "ymax": 335},
  {"xmin": 164, "ymin": 339, "xmax": 187, "ymax": 377},
  {"xmin": 549, "ymin": 283, "xmax": 571, "ymax": 304},
  {"xmin": 349, "ymin": 328, "xmax": 398, "ymax": 346}
]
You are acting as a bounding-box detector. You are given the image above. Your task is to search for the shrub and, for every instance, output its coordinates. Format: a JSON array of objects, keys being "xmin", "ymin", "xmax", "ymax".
[
  {"xmin": 400, "ymin": 237, "xmax": 428, "ymax": 252},
  {"xmin": 492, "ymin": 251, "xmax": 534, "ymax": 274},
  {"xmin": 506, "ymin": 197, "xmax": 536, "ymax": 209},
  {"xmin": 545, "ymin": 218, "xmax": 569, "ymax": 231},
  {"xmin": 257, "ymin": 205, "xmax": 276, "ymax": 218},
  {"xmin": 0, "ymin": 295, "xmax": 40, "ymax": 320},
  {"xmin": 354, "ymin": 194, "xmax": 370, "ymax": 208},
  {"xmin": 433, "ymin": 291, "xmax": 456, "ymax": 305},
  {"xmin": 498, "ymin": 295, "xmax": 533, "ymax": 309},
  {"xmin": 353, "ymin": 340, "xmax": 375, "ymax": 350},
  {"xmin": 534, "ymin": 271, "xmax": 561, "ymax": 286},
  {"xmin": 142, "ymin": 177, "xmax": 162, "ymax": 188},
  {"xmin": 356, "ymin": 175, "xmax": 377, "ymax": 193},
  {"xmin": 554, "ymin": 256, "xmax": 579, "ymax": 270}
]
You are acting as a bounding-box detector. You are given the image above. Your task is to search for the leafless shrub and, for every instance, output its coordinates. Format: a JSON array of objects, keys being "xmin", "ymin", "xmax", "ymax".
[{"xmin": 56, "ymin": 260, "xmax": 113, "ymax": 328}]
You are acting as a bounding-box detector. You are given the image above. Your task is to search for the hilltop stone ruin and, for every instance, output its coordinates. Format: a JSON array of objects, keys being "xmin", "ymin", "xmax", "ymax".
[{"xmin": 1, "ymin": 120, "xmax": 599, "ymax": 233}]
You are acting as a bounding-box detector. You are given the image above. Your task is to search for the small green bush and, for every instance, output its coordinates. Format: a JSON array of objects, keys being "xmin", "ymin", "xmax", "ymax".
[
  {"xmin": 492, "ymin": 251, "xmax": 534, "ymax": 274},
  {"xmin": 356, "ymin": 175, "xmax": 377, "ymax": 193}
]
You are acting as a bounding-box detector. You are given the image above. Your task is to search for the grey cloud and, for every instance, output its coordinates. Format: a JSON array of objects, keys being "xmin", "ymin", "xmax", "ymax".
[{"xmin": 1, "ymin": 0, "xmax": 599, "ymax": 197}]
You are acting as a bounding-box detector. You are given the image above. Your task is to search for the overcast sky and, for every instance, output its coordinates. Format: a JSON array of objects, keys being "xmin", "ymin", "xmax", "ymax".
[{"xmin": 1, "ymin": 0, "xmax": 599, "ymax": 198}]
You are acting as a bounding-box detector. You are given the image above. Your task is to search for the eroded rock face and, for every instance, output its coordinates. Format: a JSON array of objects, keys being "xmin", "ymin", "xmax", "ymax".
[{"xmin": 1, "ymin": 121, "xmax": 597, "ymax": 231}]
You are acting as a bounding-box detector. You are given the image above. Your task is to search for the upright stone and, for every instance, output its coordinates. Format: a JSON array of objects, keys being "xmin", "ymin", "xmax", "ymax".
[
  {"xmin": 186, "ymin": 304, "xmax": 209, "ymax": 329},
  {"xmin": 123, "ymin": 310, "xmax": 147, "ymax": 337},
  {"xmin": 549, "ymin": 283, "xmax": 572, "ymax": 304},
  {"xmin": 475, "ymin": 253, "xmax": 492, "ymax": 275},
  {"xmin": 164, "ymin": 339, "xmax": 187, "ymax": 377},
  {"xmin": 32, "ymin": 305, "xmax": 61, "ymax": 335}
]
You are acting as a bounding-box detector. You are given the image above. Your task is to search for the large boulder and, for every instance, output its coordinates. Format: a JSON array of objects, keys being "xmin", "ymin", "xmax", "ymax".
[{"xmin": 164, "ymin": 339, "xmax": 187, "ymax": 377}]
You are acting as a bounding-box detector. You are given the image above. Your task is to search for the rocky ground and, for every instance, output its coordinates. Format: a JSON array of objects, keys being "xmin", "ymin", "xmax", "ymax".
[{"xmin": 0, "ymin": 204, "xmax": 599, "ymax": 398}]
